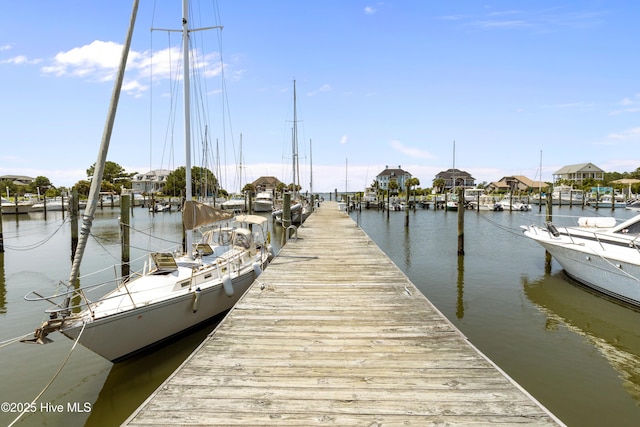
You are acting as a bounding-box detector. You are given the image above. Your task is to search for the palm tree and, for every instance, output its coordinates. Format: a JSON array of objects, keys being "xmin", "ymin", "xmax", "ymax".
[
  {"xmin": 433, "ymin": 178, "xmax": 445, "ymax": 194},
  {"xmin": 406, "ymin": 177, "xmax": 421, "ymax": 207}
]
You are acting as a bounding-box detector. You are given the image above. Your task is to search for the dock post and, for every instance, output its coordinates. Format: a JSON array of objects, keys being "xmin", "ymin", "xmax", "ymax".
[
  {"xmin": 70, "ymin": 190, "xmax": 79, "ymax": 259},
  {"xmin": 545, "ymin": 190, "xmax": 553, "ymax": 268},
  {"xmin": 404, "ymin": 184, "xmax": 410, "ymax": 227},
  {"xmin": 121, "ymin": 194, "xmax": 131, "ymax": 280},
  {"xmin": 0, "ymin": 197, "xmax": 3, "ymax": 252},
  {"xmin": 282, "ymin": 192, "xmax": 291, "ymax": 247},
  {"xmin": 457, "ymin": 187, "xmax": 464, "ymax": 255}
]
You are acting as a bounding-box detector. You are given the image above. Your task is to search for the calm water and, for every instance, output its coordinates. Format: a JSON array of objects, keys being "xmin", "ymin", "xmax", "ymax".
[{"xmin": 1, "ymin": 203, "xmax": 639, "ymax": 426}]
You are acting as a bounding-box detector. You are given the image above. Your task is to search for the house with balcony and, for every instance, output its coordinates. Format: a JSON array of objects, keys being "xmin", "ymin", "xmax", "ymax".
[
  {"xmin": 553, "ymin": 163, "xmax": 604, "ymax": 184},
  {"xmin": 375, "ymin": 166, "xmax": 412, "ymax": 192},
  {"xmin": 131, "ymin": 169, "xmax": 172, "ymax": 194},
  {"xmin": 434, "ymin": 168, "xmax": 475, "ymax": 192}
]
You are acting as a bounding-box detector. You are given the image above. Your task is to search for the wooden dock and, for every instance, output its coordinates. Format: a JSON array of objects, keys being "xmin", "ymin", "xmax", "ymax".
[{"xmin": 124, "ymin": 201, "xmax": 564, "ymax": 426}]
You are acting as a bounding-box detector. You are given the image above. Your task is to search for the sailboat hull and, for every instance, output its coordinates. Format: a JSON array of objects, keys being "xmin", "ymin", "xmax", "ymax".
[{"xmin": 60, "ymin": 262, "xmax": 264, "ymax": 362}]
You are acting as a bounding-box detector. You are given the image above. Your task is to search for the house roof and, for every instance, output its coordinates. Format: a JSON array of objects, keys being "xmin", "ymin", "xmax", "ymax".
[
  {"xmin": 553, "ymin": 162, "xmax": 604, "ymax": 175},
  {"xmin": 435, "ymin": 168, "xmax": 475, "ymax": 180},
  {"xmin": 251, "ymin": 176, "xmax": 283, "ymax": 187},
  {"xmin": 0, "ymin": 175, "xmax": 35, "ymax": 184},
  {"xmin": 508, "ymin": 175, "xmax": 546, "ymax": 188},
  {"xmin": 377, "ymin": 166, "xmax": 410, "ymax": 177}
]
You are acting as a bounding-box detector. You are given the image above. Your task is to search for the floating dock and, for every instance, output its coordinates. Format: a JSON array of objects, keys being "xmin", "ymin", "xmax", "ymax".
[{"xmin": 125, "ymin": 201, "xmax": 564, "ymax": 426}]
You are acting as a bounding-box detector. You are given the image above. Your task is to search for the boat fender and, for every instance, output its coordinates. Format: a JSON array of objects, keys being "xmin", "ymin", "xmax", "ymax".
[
  {"xmin": 546, "ymin": 222, "xmax": 560, "ymax": 237},
  {"xmin": 267, "ymin": 245, "xmax": 275, "ymax": 261},
  {"xmin": 192, "ymin": 287, "xmax": 201, "ymax": 313},
  {"xmin": 253, "ymin": 262, "xmax": 262, "ymax": 276},
  {"xmin": 222, "ymin": 274, "xmax": 234, "ymax": 297}
]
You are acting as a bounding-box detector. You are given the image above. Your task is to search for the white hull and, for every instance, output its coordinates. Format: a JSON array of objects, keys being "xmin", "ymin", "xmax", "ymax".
[
  {"xmin": 1, "ymin": 199, "xmax": 33, "ymax": 214},
  {"xmin": 534, "ymin": 240, "xmax": 640, "ymax": 306},
  {"xmin": 60, "ymin": 260, "xmax": 264, "ymax": 361},
  {"xmin": 522, "ymin": 216, "xmax": 640, "ymax": 307},
  {"xmin": 253, "ymin": 201, "xmax": 273, "ymax": 212}
]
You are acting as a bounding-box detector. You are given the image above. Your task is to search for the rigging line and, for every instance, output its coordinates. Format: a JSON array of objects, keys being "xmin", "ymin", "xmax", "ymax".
[
  {"xmin": 475, "ymin": 212, "xmax": 533, "ymax": 238},
  {"xmin": 0, "ymin": 332, "xmax": 35, "ymax": 349},
  {"xmin": 119, "ymin": 221, "xmax": 182, "ymax": 245},
  {"xmin": 2, "ymin": 218, "xmax": 70, "ymax": 251},
  {"xmin": 7, "ymin": 321, "xmax": 87, "ymax": 427}
]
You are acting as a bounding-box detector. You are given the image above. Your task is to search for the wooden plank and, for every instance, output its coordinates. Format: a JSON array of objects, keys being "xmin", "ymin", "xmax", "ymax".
[{"xmin": 124, "ymin": 201, "xmax": 565, "ymax": 426}]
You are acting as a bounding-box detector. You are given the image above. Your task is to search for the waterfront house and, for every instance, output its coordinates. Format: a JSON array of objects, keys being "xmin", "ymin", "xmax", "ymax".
[
  {"xmin": 0, "ymin": 175, "xmax": 35, "ymax": 186},
  {"xmin": 553, "ymin": 163, "xmax": 605, "ymax": 184},
  {"xmin": 375, "ymin": 166, "xmax": 413, "ymax": 192},
  {"xmin": 131, "ymin": 169, "xmax": 171, "ymax": 194},
  {"xmin": 434, "ymin": 168, "xmax": 475, "ymax": 191},
  {"xmin": 485, "ymin": 175, "xmax": 547, "ymax": 193}
]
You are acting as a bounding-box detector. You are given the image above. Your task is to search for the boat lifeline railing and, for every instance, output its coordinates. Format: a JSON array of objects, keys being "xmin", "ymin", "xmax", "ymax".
[{"xmin": 25, "ymin": 278, "xmax": 121, "ymax": 319}]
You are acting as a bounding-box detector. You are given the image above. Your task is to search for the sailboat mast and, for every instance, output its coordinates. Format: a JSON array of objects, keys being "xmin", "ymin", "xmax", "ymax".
[
  {"xmin": 182, "ymin": 0, "xmax": 193, "ymax": 255},
  {"xmin": 309, "ymin": 139, "xmax": 313, "ymax": 195},
  {"xmin": 292, "ymin": 79, "xmax": 299, "ymax": 199},
  {"xmin": 67, "ymin": 0, "xmax": 139, "ymax": 290}
]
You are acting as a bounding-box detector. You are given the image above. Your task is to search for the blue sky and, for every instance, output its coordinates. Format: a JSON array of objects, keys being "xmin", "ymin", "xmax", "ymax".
[{"xmin": 1, "ymin": 1, "xmax": 639, "ymax": 193}]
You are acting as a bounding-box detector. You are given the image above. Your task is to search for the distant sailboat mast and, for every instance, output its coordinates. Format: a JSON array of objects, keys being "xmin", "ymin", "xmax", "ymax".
[
  {"xmin": 309, "ymin": 138, "xmax": 313, "ymax": 196},
  {"xmin": 292, "ymin": 80, "xmax": 300, "ymax": 199}
]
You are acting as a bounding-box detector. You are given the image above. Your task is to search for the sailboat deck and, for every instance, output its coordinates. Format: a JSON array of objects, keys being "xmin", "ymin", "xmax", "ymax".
[{"xmin": 124, "ymin": 201, "xmax": 564, "ymax": 426}]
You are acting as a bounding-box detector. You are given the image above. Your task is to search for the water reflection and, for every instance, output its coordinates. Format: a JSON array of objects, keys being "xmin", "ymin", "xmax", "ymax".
[
  {"xmin": 0, "ymin": 253, "xmax": 5, "ymax": 314},
  {"xmin": 85, "ymin": 315, "xmax": 220, "ymax": 426},
  {"xmin": 523, "ymin": 272, "xmax": 640, "ymax": 404},
  {"xmin": 456, "ymin": 254, "xmax": 464, "ymax": 319},
  {"xmin": 403, "ymin": 225, "xmax": 411, "ymax": 268}
]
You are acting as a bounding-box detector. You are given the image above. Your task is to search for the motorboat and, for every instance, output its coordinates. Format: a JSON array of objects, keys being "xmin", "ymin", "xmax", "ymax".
[
  {"xmin": 253, "ymin": 191, "xmax": 274, "ymax": 212},
  {"xmin": 221, "ymin": 193, "xmax": 246, "ymax": 212},
  {"xmin": 1, "ymin": 197, "xmax": 33, "ymax": 214},
  {"xmin": 521, "ymin": 214, "xmax": 640, "ymax": 307}
]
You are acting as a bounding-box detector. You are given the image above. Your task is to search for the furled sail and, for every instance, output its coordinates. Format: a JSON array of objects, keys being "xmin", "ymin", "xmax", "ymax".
[{"xmin": 182, "ymin": 200, "xmax": 234, "ymax": 230}]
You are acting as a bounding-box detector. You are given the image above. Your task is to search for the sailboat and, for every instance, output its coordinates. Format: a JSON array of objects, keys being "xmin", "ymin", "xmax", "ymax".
[
  {"xmin": 446, "ymin": 141, "xmax": 459, "ymax": 211},
  {"xmin": 272, "ymin": 79, "xmax": 306, "ymax": 225},
  {"xmin": 23, "ymin": 0, "xmax": 273, "ymax": 362}
]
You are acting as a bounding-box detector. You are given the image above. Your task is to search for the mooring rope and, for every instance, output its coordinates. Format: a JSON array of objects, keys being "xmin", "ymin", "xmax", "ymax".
[
  {"xmin": 7, "ymin": 321, "xmax": 87, "ymax": 427},
  {"xmin": 0, "ymin": 332, "xmax": 35, "ymax": 349}
]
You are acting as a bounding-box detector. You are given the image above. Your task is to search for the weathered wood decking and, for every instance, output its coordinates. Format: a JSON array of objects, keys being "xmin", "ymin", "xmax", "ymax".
[{"xmin": 124, "ymin": 201, "xmax": 564, "ymax": 426}]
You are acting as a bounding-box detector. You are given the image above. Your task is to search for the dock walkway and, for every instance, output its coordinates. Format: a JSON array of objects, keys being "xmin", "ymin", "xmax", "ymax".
[{"xmin": 125, "ymin": 201, "xmax": 564, "ymax": 426}]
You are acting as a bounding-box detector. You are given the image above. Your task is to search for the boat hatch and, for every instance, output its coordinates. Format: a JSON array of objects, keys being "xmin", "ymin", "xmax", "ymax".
[
  {"xmin": 150, "ymin": 253, "xmax": 178, "ymax": 274},
  {"xmin": 195, "ymin": 243, "xmax": 214, "ymax": 256}
]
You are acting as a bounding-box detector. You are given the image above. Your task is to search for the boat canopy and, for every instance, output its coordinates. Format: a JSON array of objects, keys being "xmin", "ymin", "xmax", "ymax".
[
  {"xmin": 183, "ymin": 200, "xmax": 234, "ymax": 230},
  {"xmin": 234, "ymin": 214, "xmax": 268, "ymax": 226}
]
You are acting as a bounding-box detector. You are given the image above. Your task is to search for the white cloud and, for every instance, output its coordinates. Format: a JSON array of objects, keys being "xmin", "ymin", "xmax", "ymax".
[
  {"xmin": 605, "ymin": 127, "xmax": 640, "ymax": 141},
  {"xmin": 340, "ymin": 135, "xmax": 348, "ymax": 145},
  {"xmin": 39, "ymin": 40, "xmax": 223, "ymax": 97},
  {"xmin": 307, "ymin": 84, "xmax": 331, "ymax": 96},
  {"xmin": 610, "ymin": 94, "xmax": 640, "ymax": 115},
  {"xmin": 1, "ymin": 55, "xmax": 41, "ymax": 65},
  {"xmin": 364, "ymin": 6, "xmax": 377, "ymax": 15},
  {"xmin": 390, "ymin": 140, "xmax": 434, "ymax": 160},
  {"xmin": 0, "ymin": 44, "xmax": 11, "ymax": 51}
]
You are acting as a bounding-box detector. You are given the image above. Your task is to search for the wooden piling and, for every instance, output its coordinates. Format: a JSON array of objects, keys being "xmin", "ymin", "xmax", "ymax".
[
  {"xmin": 457, "ymin": 187, "xmax": 464, "ymax": 256},
  {"xmin": 70, "ymin": 190, "xmax": 79, "ymax": 259},
  {"xmin": 120, "ymin": 194, "xmax": 130, "ymax": 280},
  {"xmin": 0, "ymin": 197, "xmax": 3, "ymax": 253}
]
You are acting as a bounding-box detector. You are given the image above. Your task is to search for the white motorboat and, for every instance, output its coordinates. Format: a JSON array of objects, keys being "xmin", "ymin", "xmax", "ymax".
[
  {"xmin": 221, "ymin": 193, "xmax": 246, "ymax": 211},
  {"xmin": 1, "ymin": 197, "xmax": 33, "ymax": 214},
  {"xmin": 521, "ymin": 214, "xmax": 640, "ymax": 307},
  {"xmin": 253, "ymin": 191, "xmax": 274, "ymax": 212},
  {"xmin": 595, "ymin": 194, "xmax": 627, "ymax": 209},
  {"xmin": 23, "ymin": 0, "xmax": 273, "ymax": 362}
]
